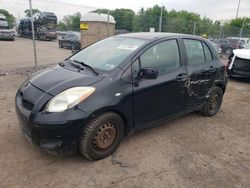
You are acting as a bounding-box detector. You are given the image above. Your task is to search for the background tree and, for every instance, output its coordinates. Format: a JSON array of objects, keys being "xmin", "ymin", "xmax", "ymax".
[
  {"xmin": 92, "ymin": 9, "xmax": 110, "ymax": 14},
  {"xmin": 24, "ymin": 9, "xmax": 40, "ymax": 17},
  {"xmin": 92, "ymin": 9, "xmax": 135, "ymax": 32},
  {"xmin": 57, "ymin": 12, "xmax": 81, "ymax": 31},
  {"xmin": 57, "ymin": 4, "xmax": 250, "ymax": 38},
  {"xmin": 0, "ymin": 9, "xmax": 15, "ymax": 28},
  {"xmin": 111, "ymin": 9, "xmax": 135, "ymax": 31},
  {"xmin": 134, "ymin": 5, "xmax": 167, "ymax": 32},
  {"xmin": 226, "ymin": 18, "xmax": 250, "ymax": 30}
]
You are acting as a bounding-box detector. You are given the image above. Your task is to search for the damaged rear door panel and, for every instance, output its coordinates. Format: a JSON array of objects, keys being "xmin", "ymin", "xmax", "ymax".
[{"xmin": 182, "ymin": 38, "xmax": 219, "ymax": 108}]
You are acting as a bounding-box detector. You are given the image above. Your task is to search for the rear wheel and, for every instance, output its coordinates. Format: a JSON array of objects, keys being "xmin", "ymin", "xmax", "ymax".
[
  {"xmin": 225, "ymin": 47, "xmax": 233, "ymax": 55},
  {"xmin": 201, "ymin": 86, "xmax": 223, "ymax": 116},
  {"xmin": 71, "ymin": 42, "xmax": 75, "ymax": 50},
  {"xmin": 79, "ymin": 112, "xmax": 124, "ymax": 160}
]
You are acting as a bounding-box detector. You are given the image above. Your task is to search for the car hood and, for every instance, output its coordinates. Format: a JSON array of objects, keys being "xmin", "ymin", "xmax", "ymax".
[
  {"xmin": 29, "ymin": 65, "xmax": 103, "ymax": 96},
  {"xmin": 233, "ymin": 49, "xmax": 250, "ymax": 60}
]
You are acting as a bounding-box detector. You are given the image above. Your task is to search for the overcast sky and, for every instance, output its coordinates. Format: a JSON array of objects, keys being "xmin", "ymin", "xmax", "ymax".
[{"xmin": 1, "ymin": 0, "xmax": 250, "ymax": 21}]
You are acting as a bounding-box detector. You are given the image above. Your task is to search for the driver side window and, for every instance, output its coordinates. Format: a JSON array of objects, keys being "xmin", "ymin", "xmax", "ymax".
[{"xmin": 136, "ymin": 39, "xmax": 180, "ymax": 76}]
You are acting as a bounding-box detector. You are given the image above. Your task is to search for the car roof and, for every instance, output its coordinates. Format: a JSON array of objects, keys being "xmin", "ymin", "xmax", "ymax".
[{"xmin": 118, "ymin": 32, "xmax": 198, "ymax": 40}]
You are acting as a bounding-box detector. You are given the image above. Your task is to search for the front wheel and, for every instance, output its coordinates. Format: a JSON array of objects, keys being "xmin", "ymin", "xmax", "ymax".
[
  {"xmin": 201, "ymin": 86, "xmax": 223, "ymax": 116},
  {"xmin": 71, "ymin": 42, "xmax": 76, "ymax": 50},
  {"xmin": 79, "ymin": 112, "xmax": 124, "ymax": 160}
]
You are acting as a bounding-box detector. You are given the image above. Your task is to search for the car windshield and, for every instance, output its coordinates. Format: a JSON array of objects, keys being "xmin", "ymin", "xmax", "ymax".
[
  {"xmin": 244, "ymin": 44, "xmax": 250, "ymax": 49},
  {"xmin": 70, "ymin": 36, "xmax": 146, "ymax": 71},
  {"xmin": 0, "ymin": 20, "xmax": 8, "ymax": 29}
]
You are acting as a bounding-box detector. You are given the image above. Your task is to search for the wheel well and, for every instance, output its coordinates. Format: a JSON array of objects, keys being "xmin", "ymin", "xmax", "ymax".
[
  {"xmin": 215, "ymin": 84, "xmax": 225, "ymax": 93},
  {"xmin": 90, "ymin": 110, "xmax": 128, "ymax": 136}
]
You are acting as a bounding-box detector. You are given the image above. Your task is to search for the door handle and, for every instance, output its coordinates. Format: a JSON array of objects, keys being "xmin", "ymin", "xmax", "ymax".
[
  {"xmin": 209, "ymin": 65, "xmax": 214, "ymax": 69},
  {"xmin": 209, "ymin": 65, "xmax": 216, "ymax": 72},
  {"xmin": 176, "ymin": 73, "xmax": 188, "ymax": 81}
]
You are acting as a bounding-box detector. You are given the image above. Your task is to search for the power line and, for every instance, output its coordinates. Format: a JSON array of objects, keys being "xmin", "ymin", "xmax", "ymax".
[{"xmin": 236, "ymin": 0, "xmax": 241, "ymax": 19}]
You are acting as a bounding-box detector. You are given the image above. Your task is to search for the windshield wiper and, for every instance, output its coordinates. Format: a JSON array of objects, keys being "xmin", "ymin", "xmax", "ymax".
[{"xmin": 70, "ymin": 60, "xmax": 99, "ymax": 76}]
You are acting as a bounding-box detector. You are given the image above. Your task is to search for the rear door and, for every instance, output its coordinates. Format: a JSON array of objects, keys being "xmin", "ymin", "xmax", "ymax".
[
  {"xmin": 183, "ymin": 39, "xmax": 217, "ymax": 108},
  {"xmin": 132, "ymin": 39, "xmax": 188, "ymax": 128}
]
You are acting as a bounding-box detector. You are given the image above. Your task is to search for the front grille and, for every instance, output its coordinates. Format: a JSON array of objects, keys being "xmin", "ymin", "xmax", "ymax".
[
  {"xmin": 22, "ymin": 99, "xmax": 34, "ymax": 111},
  {"xmin": 234, "ymin": 58, "xmax": 250, "ymax": 70}
]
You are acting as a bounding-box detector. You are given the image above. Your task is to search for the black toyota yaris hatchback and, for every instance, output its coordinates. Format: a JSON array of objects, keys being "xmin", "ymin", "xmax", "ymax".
[{"xmin": 16, "ymin": 33, "xmax": 227, "ymax": 160}]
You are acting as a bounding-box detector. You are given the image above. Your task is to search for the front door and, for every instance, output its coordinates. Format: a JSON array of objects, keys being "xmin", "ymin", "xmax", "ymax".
[{"xmin": 132, "ymin": 39, "xmax": 188, "ymax": 128}]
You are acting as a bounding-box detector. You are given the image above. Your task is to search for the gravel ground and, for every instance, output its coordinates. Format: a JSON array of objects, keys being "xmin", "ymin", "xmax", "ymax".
[{"xmin": 0, "ymin": 38, "xmax": 250, "ymax": 188}]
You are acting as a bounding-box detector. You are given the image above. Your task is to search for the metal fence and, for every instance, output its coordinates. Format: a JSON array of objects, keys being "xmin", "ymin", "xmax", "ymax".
[{"xmin": 1, "ymin": 0, "xmax": 249, "ymax": 71}]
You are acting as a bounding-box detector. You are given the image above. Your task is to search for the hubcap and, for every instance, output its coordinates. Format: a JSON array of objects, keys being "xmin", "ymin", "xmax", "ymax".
[{"xmin": 93, "ymin": 122, "xmax": 117, "ymax": 150}]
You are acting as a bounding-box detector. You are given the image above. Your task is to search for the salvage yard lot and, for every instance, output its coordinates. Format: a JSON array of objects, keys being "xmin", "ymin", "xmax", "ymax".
[{"xmin": 0, "ymin": 38, "xmax": 250, "ymax": 188}]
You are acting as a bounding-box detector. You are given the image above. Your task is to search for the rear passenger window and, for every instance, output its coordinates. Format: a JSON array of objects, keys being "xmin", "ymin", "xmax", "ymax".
[
  {"xmin": 184, "ymin": 39, "xmax": 205, "ymax": 65},
  {"xmin": 139, "ymin": 40, "xmax": 180, "ymax": 76},
  {"xmin": 203, "ymin": 43, "xmax": 213, "ymax": 61}
]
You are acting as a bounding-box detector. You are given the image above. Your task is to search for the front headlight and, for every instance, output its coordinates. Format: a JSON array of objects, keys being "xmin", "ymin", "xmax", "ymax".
[{"xmin": 45, "ymin": 86, "xmax": 95, "ymax": 112}]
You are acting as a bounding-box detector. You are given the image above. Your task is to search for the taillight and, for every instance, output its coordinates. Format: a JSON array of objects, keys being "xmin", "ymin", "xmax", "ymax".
[{"xmin": 225, "ymin": 63, "xmax": 229, "ymax": 70}]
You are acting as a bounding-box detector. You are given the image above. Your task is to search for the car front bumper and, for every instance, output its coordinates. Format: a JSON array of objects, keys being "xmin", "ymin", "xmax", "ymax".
[
  {"xmin": 0, "ymin": 34, "xmax": 14, "ymax": 40},
  {"xmin": 46, "ymin": 34, "xmax": 57, "ymax": 40},
  {"xmin": 15, "ymin": 87, "xmax": 89, "ymax": 156},
  {"xmin": 227, "ymin": 56, "xmax": 250, "ymax": 78},
  {"xmin": 227, "ymin": 69, "xmax": 250, "ymax": 78}
]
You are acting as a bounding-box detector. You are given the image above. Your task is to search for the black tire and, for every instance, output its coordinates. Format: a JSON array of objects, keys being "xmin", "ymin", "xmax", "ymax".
[
  {"xmin": 227, "ymin": 74, "xmax": 233, "ymax": 79},
  {"xmin": 225, "ymin": 47, "xmax": 233, "ymax": 55},
  {"xmin": 71, "ymin": 42, "xmax": 75, "ymax": 50},
  {"xmin": 79, "ymin": 112, "xmax": 124, "ymax": 161},
  {"xmin": 201, "ymin": 86, "xmax": 223, "ymax": 116},
  {"xmin": 59, "ymin": 41, "xmax": 63, "ymax": 48},
  {"xmin": 40, "ymin": 35, "xmax": 46, "ymax": 41}
]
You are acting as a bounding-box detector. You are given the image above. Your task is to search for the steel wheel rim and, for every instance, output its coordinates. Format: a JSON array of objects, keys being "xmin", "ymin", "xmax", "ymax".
[{"xmin": 93, "ymin": 122, "xmax": 117, "ymax": 151}]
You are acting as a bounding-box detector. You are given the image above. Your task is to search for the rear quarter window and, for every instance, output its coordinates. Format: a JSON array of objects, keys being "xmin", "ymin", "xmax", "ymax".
[
  {"xmin": 203, "ymin": 43, "xmax": 213, "ymax": 61},
  {"xmin": 184, "ymin": 39, "xmax": 205, "ymax": 65}
]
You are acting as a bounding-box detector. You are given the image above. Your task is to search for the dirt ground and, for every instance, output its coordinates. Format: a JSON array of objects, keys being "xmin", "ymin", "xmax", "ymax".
[{"xmin": 0, "ymin": 38, "xmax": 250, "ymax": 188}]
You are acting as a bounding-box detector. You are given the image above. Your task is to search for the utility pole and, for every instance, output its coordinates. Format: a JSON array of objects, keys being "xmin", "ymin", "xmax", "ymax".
[
  {"xmin": 236, "ymin": 0, "xmax": 241, "ymax": 19},
  {"xmin": 29, "ymin": 0, "xmax": 38, "ymax": 69},
  {"xmin": 107, "ymin": 10, "xmax": 110, "ymax": 37},
  {"xmin": 219, "ymin": 26, "xmax": 223, "ymax": 39},
  {"xmin": 239, "ymin": 17, "xmax": 247, "ymax": 43},
  {"xmin": 193, "ymin": 22, "xmax": 196, "ymax": 35},
  {"xmin": 159, "ymin": 4, "xmax": 163, "ymax": 32}
]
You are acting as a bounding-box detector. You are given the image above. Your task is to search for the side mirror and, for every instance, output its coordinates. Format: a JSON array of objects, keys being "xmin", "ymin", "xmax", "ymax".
[{"xmin": 138, "ymin": 67, "xmax": 158, "ymax": 79}]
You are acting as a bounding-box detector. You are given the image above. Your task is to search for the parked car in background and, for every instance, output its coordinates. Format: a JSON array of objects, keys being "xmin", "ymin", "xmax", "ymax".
[
  {"xmin": 16, "ymin": 33, "xmax": 227, "ymax": 160},
  {"xmin": 0, "ymin": 14, "xmax": 15, "ymax": 41},
  {"xmin": 227, "ymin": 38, "xmax": 244, "ymax": 49},
  {"xmin": 227, "ymin": 44, "xmax": 250, "ymax": 78},
  {"xmin": 57, "ymin": 31, "xmax": 67, "ymax": 39},
  {"xmin": 213, "ymin": 39, "xmax": 240, "ymax": 55},
  {"xmin": 58, "ymin": 31, "xmax": 81, "ymax": 50},
  {"xmin": 211, "ymin": 41, "xmax": 222, "ymax": 56},
  {"xmin": 227, "ymin": 37, "xmax": 250, "ymax": 48},
  {"xmin": 18, "ymin": 12, "xmax": 57, "ymax": 41}
]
